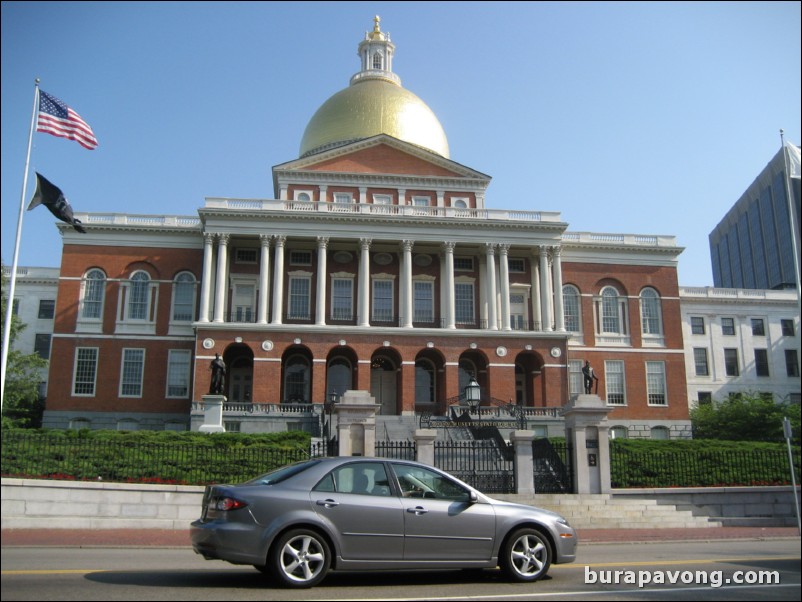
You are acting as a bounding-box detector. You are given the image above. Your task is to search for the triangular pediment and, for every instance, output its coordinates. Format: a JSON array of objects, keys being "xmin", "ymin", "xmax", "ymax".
[{"xmin": 273, "ymin": 135, "xmax": 490, "ymax": 181}]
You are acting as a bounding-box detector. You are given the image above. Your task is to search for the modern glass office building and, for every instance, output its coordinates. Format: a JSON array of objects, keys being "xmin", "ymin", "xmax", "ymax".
[{"xmin": 709, "ymin": 143, "xmax": 801, "ymax": 290}]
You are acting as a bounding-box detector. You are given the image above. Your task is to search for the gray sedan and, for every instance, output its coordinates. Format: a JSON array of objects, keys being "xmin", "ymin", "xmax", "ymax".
[{"xmin": 191, "ymin": 457, "xmax": 577, "ymax": 588}]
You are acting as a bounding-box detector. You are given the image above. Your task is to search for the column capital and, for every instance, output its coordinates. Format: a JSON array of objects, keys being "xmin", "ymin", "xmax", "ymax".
[
  {"xmin": 400, "ymin": 239, "xmax": 415, "ymax": 252},
  {"xmin": 274, "ymin": 235, "xmax": 287, "ymax": 247},
  {"xmin": 203, "ymin": 232, "xmax": 215, "ymax": 245},
  {"xmin": 217, "ymin": 233, "xmax": 230, "ymax": 246},
  {"xmin": 359, "ymin": 238, "xmax": 372, "ymax": 250},
  {"xmin": 485, "ymin": 242, "xmax": 496, "ymax": 255},
  {"xmin": 498, "ymin": 243, "xmax": 510, "ymax": 255},
  {"xmin": 317, "ymin": 236, "xmax": 330, "ymax": 248},
  {"xmin": 442, "ymin": 241, "xmax": 456, "ymax": 253},
  {"xmin": 259, "ymin": 234, "xmax": 272, "ymax": 247}
]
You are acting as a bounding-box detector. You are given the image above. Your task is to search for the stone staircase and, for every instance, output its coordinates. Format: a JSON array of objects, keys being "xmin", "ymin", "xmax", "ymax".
[
  {"xmin": 377, "ymin": 415, "xmax": 418, "ymax": 441},
  {"xmin": 496, "ymin": 493, "xmax": 722, "ymax": 529}
]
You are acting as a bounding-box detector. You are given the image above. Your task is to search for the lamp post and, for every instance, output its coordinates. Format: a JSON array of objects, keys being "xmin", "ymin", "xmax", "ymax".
[
  {"xmin": 326, "ymin": 389, "xmax": 337, "ymax": 455},
  {"xmin": 465, "ymin": 377, "xmax": 481, "ymax": 415}
]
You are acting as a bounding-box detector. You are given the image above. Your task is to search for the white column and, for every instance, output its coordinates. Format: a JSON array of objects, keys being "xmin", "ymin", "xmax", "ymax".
[
  {"xmin": 212, "ymin": 233, "xmax": 229, "ymax": 323},
  {"xmin": 258, "ymin": 234, "xmax": 271, "ymax": 324},
  {"xmin": 401, "ymin": 240, "xmax": 414, "ymax": 328},
  {"xmin": 485, "ymin": 243, "xmax": 498, "ymax": 330},
  {"xmin": 499, "ymin": 243, "xmax": 511, "ymax": 331},
  {"xmin": 539, "ymin": 245, "xmax": 553, "ymax": 332},
  {"xmin": 552, "ymin": 246, "xmax": 565, "ymax": 332},
  {"xmin": 443, "ymin": 242, "xmax": 456, "ymax": 329},
  {"xmin": 358, "ymin": 238, "xmax": 372, "ymax": 327},
  {"xmin": 279, "ymin": 185, "xmax": 288, "ymax": 200},
  {"xmin": 198, "ymin": 232, "xmax": 214, "ymax": 323},
  {"xmin": 271, "ymin": 235, "xmax": 286, "ymax": 325},
  {"xmin": 530, "ymin": 249, "xmax": 542, "ymax": 330},
  {"xmin": 316, "ymin": 237, "xmax": 329, "ymax": 325}
]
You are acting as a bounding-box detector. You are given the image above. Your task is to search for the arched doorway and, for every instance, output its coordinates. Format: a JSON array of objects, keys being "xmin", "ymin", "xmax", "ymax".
[
  {"xmin": 327, "ymin": 347, "xmax": 357, "ymax": 401},
  {"xmin": 370, "ymin": 354, "xmax": 398, "ymax": 415},
  {"xmin": 223, "ymin": 344, "xmax": 254, "ymax": 403},
  {"xmin": 282, "ymin": 346, "xmax": 313, "ymax": 403},
  {"xmin": 514, "ymin": 351, "xmax": 544, "ymax": 406}
]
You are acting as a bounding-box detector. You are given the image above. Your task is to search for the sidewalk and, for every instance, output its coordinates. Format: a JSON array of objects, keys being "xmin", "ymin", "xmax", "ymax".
[{"xmin": 1, "ymin": 527, "xmax": 798, "ymax": 548}]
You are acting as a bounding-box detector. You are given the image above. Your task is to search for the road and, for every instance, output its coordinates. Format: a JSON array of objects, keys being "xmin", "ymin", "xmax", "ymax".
[{"xmin": 2, "ymin": 539, "xmax": 800, "ymax": 601}]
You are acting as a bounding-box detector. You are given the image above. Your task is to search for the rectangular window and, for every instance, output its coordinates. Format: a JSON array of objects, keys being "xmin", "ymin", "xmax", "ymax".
[
  {"xmin": 698, "ymin": 392, "xmax": 712, "ymax": 405},
  {"xmin": 372, "ymin": 280, "xmax": 394, "ymax": 322},
  {"xmin": 455, "ymin": 282, "xmax": 475, "ymax": 325},
  {"xmin": 454, "ymin": 257, "xmax": 474, "ymax": 271},
  {"xmin": 232, "ymin": 283, "xmax": 255, "ymax": 322},
  {"xmin": 721, "ymin": 317, "xmax": 736, "ymax": 336},
  {"xmin": 120, "ymin": 348, "xmax": 145, "ymax": 397},
  {"xmin": 166, "ymin": 350, "xmax": 191, "ymax": 398},
  {"xmin": 331, "ymin": 278, "xmax": 353, "ymax": 320},
  {"xmin": 235, "ymin": 248, "xmax": 257, "ymax": 263},
  {"xmin": 693, "ymin": 348, "xmax": 709, "ymax": 376},
  {"xmin": 568, "ymin": 360, "xmax": 583, "ymax": 396},
  {"xmin": 781, "ymin": 319, "xmax": 795, "ymax": 337},
  {"xmin": 289, "ymin": 250, "xmax": 312, "ymax": 266},
  {"xmin": 751, "ymin": 318, "xmax": 765, "ymax": 336},
  {"xmin": 413, "ymin": 281, "xmax": 434, "ymax": 323},
  {"xmin": 605, "ymin": 360, "xmax": 626, "ymax": 405},
  {"xmin": 34, "ymin": 333, "xmax": 52, "ymax": 359},
  {"xmin": 73, "ymin": 348, "xmax": 98, "ymax": 396},
  {"xmin": 786, "ymin": 349, "xmax": 800, "ymax": 377},
  {"xmin": 38, "ymin": 299, "xmax": 56, "ymax": 319},
  {"xmin": 690, "ymin": 316, "xmax": 705, "ymax": 335},
  {"xmin": 754, "ymin": 349, "xmax": 770, "ymax": 377},
  {"xmin": 288, "ymin": 277, "xmax": 310, "ymax": 319},
  {"xmin": 508, "ymin": 258, "xmax": 526, "ymax": 273},
  {"xmin": 724, "ymin": 348, "xmax": 739, "ymax": 376},
  {"xmin": 646, "ymin": 361, "xmax": 667, "ymax": 405}
]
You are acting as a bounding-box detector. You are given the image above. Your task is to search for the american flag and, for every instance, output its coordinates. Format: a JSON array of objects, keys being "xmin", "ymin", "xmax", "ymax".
[{"xmin": 36, "ymin": 90, "xmax": 98, "ymax": 150}]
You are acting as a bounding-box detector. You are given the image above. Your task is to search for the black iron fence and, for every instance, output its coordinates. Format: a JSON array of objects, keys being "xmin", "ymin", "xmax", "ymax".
[
  {"xmin": 434, "ymin": 439, "xmax": 515, "ymax": 493},
  {"xmin": 375, "ymin": 440, "xmax": 416, "ymax": 460}
]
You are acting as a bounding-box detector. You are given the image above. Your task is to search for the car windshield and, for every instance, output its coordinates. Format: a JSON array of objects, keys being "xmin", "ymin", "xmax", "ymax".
[{"xmin": 243, "ymin": 460, "xmax": 321, "ymax": 485}]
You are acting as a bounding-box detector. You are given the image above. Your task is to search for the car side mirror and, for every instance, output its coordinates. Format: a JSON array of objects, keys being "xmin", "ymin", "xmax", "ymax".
[{"xmin": 469, "ymin": 491, "xmax": 478, "ymax": 504}]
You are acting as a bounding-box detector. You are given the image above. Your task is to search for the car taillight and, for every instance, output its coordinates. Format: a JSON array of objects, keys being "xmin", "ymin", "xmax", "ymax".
[{"xmin": 215, "ymin": 497, "xmax": 248, "ymax": 511}]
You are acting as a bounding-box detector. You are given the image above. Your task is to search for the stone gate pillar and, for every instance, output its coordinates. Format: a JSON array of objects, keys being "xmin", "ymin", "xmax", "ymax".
[
  {"xmin": 334, "ymin": 391, "xmax": 380, "ymax": 456},
  {"xmin": 562, "ymin": 394, "xmax": 613, "ymax": 494}
]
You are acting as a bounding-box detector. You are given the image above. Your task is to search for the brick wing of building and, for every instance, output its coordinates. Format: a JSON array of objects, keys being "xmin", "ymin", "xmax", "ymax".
[{"xmin": 44, "ymin": 17, "xmax": 689, "ymax": 438}]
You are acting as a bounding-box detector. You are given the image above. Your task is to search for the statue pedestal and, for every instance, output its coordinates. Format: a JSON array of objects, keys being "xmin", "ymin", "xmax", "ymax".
[
  {"xmin": 199, "ymin": 395, "xmax": 226, "ymax": 433},
  {"xmin": 334, "ymin": 391, "xmax": 380, "ymax": 456},
  {"xmin": 563, "ymin": 394, "xmax": 612, "ymax": 494}
]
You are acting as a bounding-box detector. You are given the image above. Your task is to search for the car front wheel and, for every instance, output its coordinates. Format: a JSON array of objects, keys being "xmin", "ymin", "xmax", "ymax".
[
  {"xmin": 268, "ymin": 528, "xmax": 331, "ymax": 588},
  {"xmin": 500, "ymin": 528, "xmax": 551, "ymax": 582}
]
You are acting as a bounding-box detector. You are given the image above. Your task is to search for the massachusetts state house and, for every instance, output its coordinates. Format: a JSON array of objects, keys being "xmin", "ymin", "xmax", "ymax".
[{"xmin": 43, "ymin": 18, "xmax": 689, "ymax": 438}]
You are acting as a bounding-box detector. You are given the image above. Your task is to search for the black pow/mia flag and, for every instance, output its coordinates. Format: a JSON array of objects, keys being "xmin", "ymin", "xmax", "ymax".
[{"xmin": 27, "ymin": 172, "xmax": 87, "ymax": 233}]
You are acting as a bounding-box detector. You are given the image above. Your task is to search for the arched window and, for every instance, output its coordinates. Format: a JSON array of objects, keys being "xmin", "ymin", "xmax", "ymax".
[
  {"xmin": 601, "ymin": 287, "xmax": 620, "ymax": 334},
  {"xmin": 327, "ymin": 357, "xmax": 352, "ymax": 398},
  {"xmin": 610, "ymin": 426, "xmax": 629, "ymax": 440},
  {"xmin": 650, "ymin": 426, "xmax": 670, "ymax": 440},
  {"xmin": 372, "ymin": 51, "xmax": 383, "ymax": 70},
  {"xmin": 284, "ymin": 354, "xmax": 310, "ymax": 403},
  {"xmin": 80, "ymin": 269, "xmax": 106, "ymax": 319},
  {"xmin": 172, "ymin": 272, "xmax": 196, "ymax": 322},
  {"xmin": 562, "ymin": 285, "xmax": 581, "ymax": 333},
  {"xmin": 415, "ymin": 359, "xmax": 436, "ymax": 403},
  {"xmin": 128, "ymin": 271, "xmax": 151, "ymax": 320},
  {"xmin": 458, "ymin": 359, "xmax": 477, "ymax": 394},
  {"xmin": 640, "ymin": 287, "xmax": 663, "ymax": 335}
]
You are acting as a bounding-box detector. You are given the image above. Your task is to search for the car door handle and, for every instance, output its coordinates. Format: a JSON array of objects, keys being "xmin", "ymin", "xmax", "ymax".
[
  {"xmin": 407, "ymin": 506, "xmax": 428, "ymax": 515},
  {"xmin": 316, "ymin": 499, "xmax": 339, "ymax": 508}
]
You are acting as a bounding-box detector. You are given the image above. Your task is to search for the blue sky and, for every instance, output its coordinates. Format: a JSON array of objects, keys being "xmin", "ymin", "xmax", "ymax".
[{"xmin": 2, "ymin": 1, "xmax": 800, "ymax": 287}]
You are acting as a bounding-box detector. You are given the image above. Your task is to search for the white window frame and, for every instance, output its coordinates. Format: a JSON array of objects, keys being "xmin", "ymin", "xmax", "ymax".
[
  {"xmin": 170, "ymin": 272, "xmax": 197, "ymax": 332},
  {"xmin": 568, "ymin": 359, "xmax": 584, "ymax": 396},
  {"xmin": 166, "ymin": 349, "xmax": 191, "ymax": 398},
  {"xmin": 604, "ymin": 360, "xmax": 626, "ymax": 405},
  {"xmin": 289, "ymin": 250, "xmax": 312, "ymax": 266},
  {"xmin": 413, "ymin": 278, "xmax": 435, "ymax": 324},
  {"xmin": 562, "ymin": 285, "xmax": 582, "ymax": 334},
  {"xmin": 117, "ymin": 270, "xmax": 157, "ymax": 334},
  {"xmin": 372, "ymin": 277, "xmax": 395, "ymax": 323},
  {"xmin": 646, "ymin": 361, "xmax": 667, "ymax": 406},
  {"xmin": 78, "ymin": 268, "xmax": 106, "ymax": 333},
  {"xmin": 72, "ymin": 347, "xmax": 99, "ymax": 397},
  {"xmin": 639, "ymin": 287, "xmax": 664, "ymax": 345},
  {"xmin": 509, "ymin": 287, "xmax": 529, "ymax": 330},
  {"xmin": 120, "ymin": 348, "xmax": 145, "ymax": 398},
  {"xmin": 331, "ymin": 275, "xmax": 354, "ymax": 321},
  {"xmin": 455, "ymin": 280, "xmax": 475, "ymax": 325},
  {"xmin": 230, "ymin": 276, "xmax": 257, "ymax": 323},
  {"xmin": 594, "ymin": 286, "xmax": 630, "ymax": 345},
  {"xmin": 234, "ymin": 248, "xmax": 258, "ymax": 264},
  {"xmin": 287, "ymin": 273, "xmax": 312, "ymax": 320}
]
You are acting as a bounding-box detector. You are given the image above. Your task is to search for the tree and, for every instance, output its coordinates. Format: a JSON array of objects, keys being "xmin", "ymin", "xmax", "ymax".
[
  {"xmin": 1, "ymin": 265, "xmax": 48, "ymax": 428},
  {"xmin": 691, "ymin": 392, "xmax": 800, "ymax": 442}
]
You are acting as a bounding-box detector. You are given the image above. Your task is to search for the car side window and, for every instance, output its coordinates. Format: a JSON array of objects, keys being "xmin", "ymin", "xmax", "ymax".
[
  {"xmin": 391, "ymin": 463, "xmax": 470, "ymax": 501},
  {"xmin": 313, "ymin": 462, "xmax": 393, "ymax": 497}
]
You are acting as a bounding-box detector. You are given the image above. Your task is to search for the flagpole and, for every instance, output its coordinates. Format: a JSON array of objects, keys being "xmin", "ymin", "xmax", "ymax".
[
  {"xmin": 779, "ymin": 129, "xmax": 802, "ymax": 299},
  {"xmin": 1, "ymin": 79, "xmax": 40, "ymax": 409}
]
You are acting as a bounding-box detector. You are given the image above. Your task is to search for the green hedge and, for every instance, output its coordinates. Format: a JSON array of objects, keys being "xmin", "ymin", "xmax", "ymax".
[
  {"xmin": 610, "ymin": 439, "xmax": 800, "ymax": 488},
  {"xmin": 1, "ymin": 429, "xmax": 315, "ymax": 485}
]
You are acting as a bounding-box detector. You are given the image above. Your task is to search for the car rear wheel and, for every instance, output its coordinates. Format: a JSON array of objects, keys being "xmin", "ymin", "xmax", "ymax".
[
  {"xmin": 500, "ymin": 528, "xmax": 551, "ymax": 582},
  {"xmin": 268, "ymin": 528, "xmax": 331, "ymax": 588}
]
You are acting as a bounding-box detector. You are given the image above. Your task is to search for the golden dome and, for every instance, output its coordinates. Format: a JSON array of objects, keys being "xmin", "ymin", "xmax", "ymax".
[
  {"xmin": 300, "ymin": 79, "xmax": 450, "ymax": 158},
  {"xmin": 299, "ymin": 17, "xmax": 449, "ymax": 159}
]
